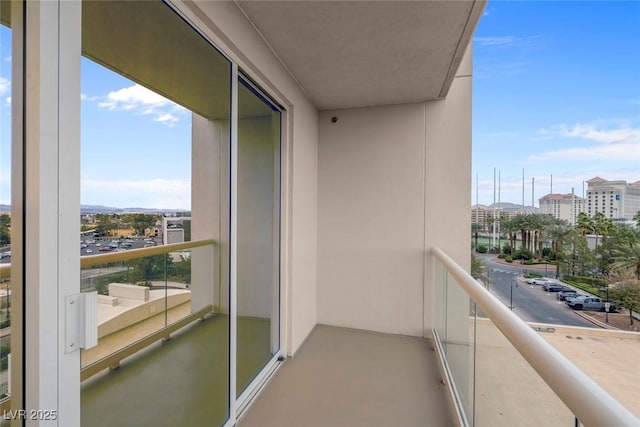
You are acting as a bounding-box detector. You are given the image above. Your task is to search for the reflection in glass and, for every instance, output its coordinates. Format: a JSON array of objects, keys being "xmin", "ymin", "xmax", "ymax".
[
  {"xmin": 80, "ymin": 2, "xmax": 230, "ymax": 426},
  {"xmin": 0, "ymin": 2, "xmax": 13, "ymax": 420},
  {"xmin": 236, "ymin": 78, "xmax": 281, "ymax": 396}
]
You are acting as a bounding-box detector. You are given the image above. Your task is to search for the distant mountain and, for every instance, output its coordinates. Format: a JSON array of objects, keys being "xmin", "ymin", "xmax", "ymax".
[
  {"xmin": 0, "ymin": 204, "xmax": 187, "ymax": 214},
  {"xmin": 473, "ymin": 202, "xmax": 539, "ymax": 213}
]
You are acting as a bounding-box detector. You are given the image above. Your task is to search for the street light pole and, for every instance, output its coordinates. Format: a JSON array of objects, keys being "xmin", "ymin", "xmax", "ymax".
[
  {"xmin": 510, "ymin": 279, "xmax": 518, "ymax": 310},
  {"xmin": 605, "ymin": 283, "xmax": 609, "ymax": 323}
]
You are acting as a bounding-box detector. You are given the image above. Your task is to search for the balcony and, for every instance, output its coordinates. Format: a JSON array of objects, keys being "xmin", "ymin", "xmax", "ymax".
[
  {"xmin": 238, "ymin": 248, "xmax": 640, "ymax": 426},
  {"xmin": 78, "ymin": 247, "xmax": 639, "ymax": 426},
  {"xmin": 2, "ymin": 244, "xmax": 639, "ymax": 426}
]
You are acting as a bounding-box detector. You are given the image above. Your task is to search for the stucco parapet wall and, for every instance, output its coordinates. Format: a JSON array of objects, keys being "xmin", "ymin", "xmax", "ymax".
[
  {"xmin": 109, "ymin": 282, "xmax": 149, "ymax": 301},
  {"xmin": 97, "ymin": 287, "xmax": 191, "ymax": 338}
]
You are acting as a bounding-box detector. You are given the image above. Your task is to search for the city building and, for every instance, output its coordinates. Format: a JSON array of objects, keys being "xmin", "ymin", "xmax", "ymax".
[
  {"xmin": 1, "ymin": 1, "xmax": 637, "ymax": 427},
  {"xmin": 586, "ymin": 177, "xmax": 640, "ymax": 224},
  {"xmin": 539, "ymin": 193, "xmax": 586, "ymax": 225},
  {"xmin": 471, "ymin": 204, "xmax": 489, "ymax": 230},
  {"xmin": 162, "ymin": 217, "xmax": 191, "ymax": 244},
  {"xmin": 472, "ymin": 203, "xmax": 535, "ymax": 232}
]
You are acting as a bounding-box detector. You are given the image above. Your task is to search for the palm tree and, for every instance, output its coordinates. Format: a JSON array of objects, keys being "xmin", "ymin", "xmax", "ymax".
[
  {"xmin": 501, "ymin": 217, "xmax": 518, "ymax": 253},
  {"xmin": 469, "ymin": 254, "xmax": 489, "ymax": 283},
  {"xmin": 593, "ymin": 212, "xmax": 615, "ymax": 249},
  {"xmin": 611, "ymin": 243, "xmax": 640, "ymax": 279},
  {"xmin": 548, "ymin": 222, "xmax": 571, "ymax": 277},
  {"xmin": 576, "ymin": 212, "xmax": 594, "ymax": 236}
]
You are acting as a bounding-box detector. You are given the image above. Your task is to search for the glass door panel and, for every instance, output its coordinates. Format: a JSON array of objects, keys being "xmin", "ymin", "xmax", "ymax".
[
  {"xmin": 0, "ymin": 2, "xmax": 18, "ymax": 422},
  {"xmin": 236, "ymin": 78, "xmax": 281, "ymax": 396},
  {"xmin": 80, "ymin": 2, "xmax": 231, "ymax": 426}
]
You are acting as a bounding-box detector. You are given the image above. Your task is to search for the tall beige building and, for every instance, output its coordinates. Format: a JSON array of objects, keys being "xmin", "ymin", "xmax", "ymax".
[
  {"xmin": 586, "ymin": 177, "xmax": 640, "ymax": 223},
  {"xmin": 539, "ymin": 193, "xmax": 586, "ymax": 225}
]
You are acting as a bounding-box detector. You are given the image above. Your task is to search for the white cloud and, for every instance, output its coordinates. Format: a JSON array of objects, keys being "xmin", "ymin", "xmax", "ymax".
[
  {"xmin": 154, "ymin": 113, "xmax": 179, "ymax": 126},
  {"xmin": 81, "ymin": 93, "xmax": 99, "ymax": 102},
  {"xmin": 531, "ymin": 122, "xmax": 640, "ymax": 161},
  {"xmin": 3, "ymin": 56, "xmax": 10, "ymax": 63},
  {"xmin": 0, "ymin": 77, "xmax": 9, "ymax": 96},
  {"xmin": 82, "ymin": 178, "xmax": 191, "ymax": 210},
  {"xmin": 4, "ymin": 97, "xmax": 10, "ymax": 106},
  {"xmin": 474, "ymin": 36, "xmax": 516, "ymax": 46},
  {"xmin": 99, "ymin": 84, "xmax": 170, "ymax": 110},
  {"xmin": 483, "ymin": 7, "xmax": 495, "ymax": 17},
  {"xmin": 97, "ymin": 84, "xmax": 186, "ymax": 127}
]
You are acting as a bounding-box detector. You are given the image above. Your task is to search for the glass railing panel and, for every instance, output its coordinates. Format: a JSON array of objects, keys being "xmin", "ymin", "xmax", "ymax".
[
  {"xmin": 0, "ymin": 264, "xmax": 10, "ymax": 405},
  {"xmin": 432, "ymin": 248, "xmax": 639, "ymax": 426},
  {"xmin": 442, "ymin": 270, "xmax": 475, "ymax": 425},
  {"xmin": 80, "ymin": 242, "xmax": 214, "ymax": 369},
  {"xmin": 433, "ymin": 259, "xmax": 446, "ymax": 339},
  {"xmin": 474, "ymin": 316, "xmax": 574, "ymax": 426}
]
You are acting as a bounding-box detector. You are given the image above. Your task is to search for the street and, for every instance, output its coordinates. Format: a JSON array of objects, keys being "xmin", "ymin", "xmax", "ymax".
[{"xmin": 480, "ymin": 256, "xmax": 596, "ymax": 328}]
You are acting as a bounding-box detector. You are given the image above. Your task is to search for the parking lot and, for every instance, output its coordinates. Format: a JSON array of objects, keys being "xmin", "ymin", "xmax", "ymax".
[{"xmin": 80, "ymin": 235, "xmax": 162, "ymax": 256}]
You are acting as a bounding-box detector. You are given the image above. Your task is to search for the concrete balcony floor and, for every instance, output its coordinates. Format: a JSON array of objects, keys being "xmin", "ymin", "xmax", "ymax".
[
  {"xmin": 239, "ymin": 325, "xmax": 453, "ymax": 427},
  {"xmin": 78, "ymin": 311, "xmax": 639, "ymax": 427}
]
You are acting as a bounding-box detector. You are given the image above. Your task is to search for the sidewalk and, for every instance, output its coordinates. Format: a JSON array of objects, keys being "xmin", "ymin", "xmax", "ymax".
[{"xmin": 488, "ymin": 256, "xmax": 557, "ymax": 273}]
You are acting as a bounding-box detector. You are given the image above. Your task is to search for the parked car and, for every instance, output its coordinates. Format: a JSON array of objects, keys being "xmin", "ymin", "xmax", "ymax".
[
  {"xmin": 556, "ymin": 290, "xmax": 579, "ymax": 301},
  {"xmin": 531, "ymin": 277, "xmax": 552, "ymax": 286},
  {"xmin": 566, "ymin": 296, "xmax": 615, "ymax": 312},
  {"xmin": 543, "ymin": 283, "xmax": 569, "ymax": 292}
]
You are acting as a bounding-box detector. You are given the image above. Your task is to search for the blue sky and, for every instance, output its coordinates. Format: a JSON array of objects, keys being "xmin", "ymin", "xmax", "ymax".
[
  {"xmin": 2, "ymin": 2, "xmax": 640, "ymax": 209},
  {"xmin": 473, "ymin": 1, "xmax": 640, "ymax": 206}
]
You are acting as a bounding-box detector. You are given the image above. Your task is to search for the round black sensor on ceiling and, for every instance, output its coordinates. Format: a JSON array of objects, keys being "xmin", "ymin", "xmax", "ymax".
[{"xmin": 331, "ymin": 116, "xmax": 338, "ymax": 123}]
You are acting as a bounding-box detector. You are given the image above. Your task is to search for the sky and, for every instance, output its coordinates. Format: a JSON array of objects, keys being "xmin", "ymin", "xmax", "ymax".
[
  {"xmin": 473, "ymin": 1, "xmax": 640, "ymax": 207},
  {"xmin": 1, "ymin": 2, "xmax": 640, "ymax": 210}
]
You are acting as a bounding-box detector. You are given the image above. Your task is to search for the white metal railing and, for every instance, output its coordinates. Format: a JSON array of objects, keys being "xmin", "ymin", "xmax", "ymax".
[{"xmin": 432, "ymin": 247, "xmax": 639, "ymax": 427}]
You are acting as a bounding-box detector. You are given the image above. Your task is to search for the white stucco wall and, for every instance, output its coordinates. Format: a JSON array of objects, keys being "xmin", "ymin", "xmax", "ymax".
[
  {"xmin": 317, "ymin": 103, "xmax": 427, "ymax": 336},
  {"xmin": 317, "ymin": 47, "xmax": 472, "ymax": 337}
]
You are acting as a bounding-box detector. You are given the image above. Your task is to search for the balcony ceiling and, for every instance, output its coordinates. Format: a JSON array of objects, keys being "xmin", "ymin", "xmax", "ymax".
[{"xmin": 236, "ymin": 0, "xmax": 486, "ymax": 110}]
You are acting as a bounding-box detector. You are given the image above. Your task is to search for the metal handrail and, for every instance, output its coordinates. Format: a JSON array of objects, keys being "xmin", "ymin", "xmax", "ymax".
[
  {"xmin": 432, "ymin": 247, "xmax": 639, "ymax": 427},
  {"xmin": 80, "ymin": 239, "xmax": 215, "ymax": 268}
]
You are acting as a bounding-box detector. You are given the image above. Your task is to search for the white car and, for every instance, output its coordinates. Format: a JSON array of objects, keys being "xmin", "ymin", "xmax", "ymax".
[
  {"xmin": 531, "ymin": 277, "xmax": 552, "ymax": 286},
  {"xmin": 85, "ymin": 249, "xmax": 93, "ymax": 253}
]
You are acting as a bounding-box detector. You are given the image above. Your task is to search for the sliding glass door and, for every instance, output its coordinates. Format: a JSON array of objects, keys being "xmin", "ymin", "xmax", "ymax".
[
  {"xmin": 236, "ymin": 78, "xmax": 281, "ymax": 398},
  {"xmin": 20, "ymin": 1, "xmax": 284, "ymax": 425}
]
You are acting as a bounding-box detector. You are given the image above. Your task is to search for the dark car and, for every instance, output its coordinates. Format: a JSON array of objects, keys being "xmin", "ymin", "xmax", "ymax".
[
  {"xmin": 544, "ymin": 283, "xmax": 570, "ymax": 292},
  {"xmin": 556, "ymin": 290, "xmax": 579, "ymax": 301}
]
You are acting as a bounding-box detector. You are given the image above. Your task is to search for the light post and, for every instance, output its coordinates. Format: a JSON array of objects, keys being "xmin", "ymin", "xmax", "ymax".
[
  {"xmin": 544, "ymin": 257, "xmax": 548, "ymax": 278},
  {"xmin": 510, "ymin": 279, "xmax": 518, "ymax": 310},
  {"xmin": 605, "ymin": 283, "xmax": 610, "ymax": 323}
]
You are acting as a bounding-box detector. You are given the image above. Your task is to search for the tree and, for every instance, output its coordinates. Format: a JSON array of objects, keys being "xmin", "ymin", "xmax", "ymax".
[
  {"xmin": 501, "ymin": 217, "xmax": 519, "ymax": 252},
  {"xmin": 593, "ymin": 212, "xmax": 615, "ymax": 249},
  {"xmin": 95, "ymin": 214, "xmax": 117, "ymax": 235},
  {"xmin": 634, "ymin": 210, "xmax": 640, "ymax": 229},
  {"xmin": 610, "ymin": 243, "xmax": 640, "ymax": 280},
  {"xmin": 470, "ymin": 254, "xmax": 489, "ymax": 288},
  {"xmin": 576, "ymin": 212, "xmax": 594, "ymax": 236},
  {"xmin": 131, "ymin": 214, "xmax": 159, "ymax": 236},
  {"xmin": 608, "ymin": 268, "xmax": 640, "ymax": 326},
  {"xmin": 126, "ymin": 253, "xmax": 172, "ymax": 285},
  {"xmin": 562, "ymin": 230, "xmax": 595, "ymax": 277},
  {"xmin": 0, "ymin": 214, "xmax": 10, "ymax": 245}
]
